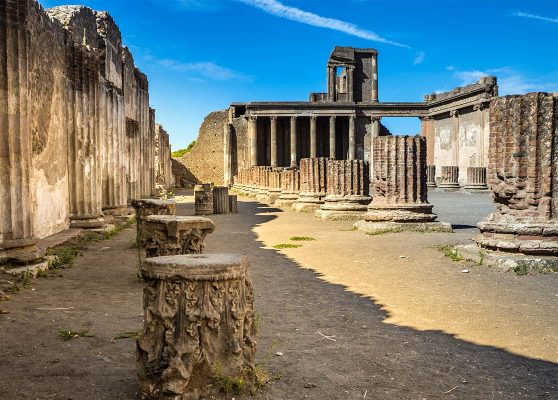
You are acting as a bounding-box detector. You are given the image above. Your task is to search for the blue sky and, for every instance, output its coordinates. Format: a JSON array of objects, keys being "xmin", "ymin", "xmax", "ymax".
[{"xmin": 42, "ymin": 0, "xmax": 558, "ymax": 149}]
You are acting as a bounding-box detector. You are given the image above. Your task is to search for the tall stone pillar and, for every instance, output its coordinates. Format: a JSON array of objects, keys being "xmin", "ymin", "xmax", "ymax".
[
  {"xmin": 420, "ymin": 116, "xmax": 435, "ymax": 166},
  {"xmin": 68, "ymin": 46, "xmax": 105, "ymax": 229},
  {"xmin": 371, "ymin": 54, "xmax": 378, "ymax": 102},
  {"xmin": 293, "ymin": 157, "xmax": 329, "ymax": 212},
  {"xmin": 248, "ymin": 116, "xmax": 257, "ymax": 167},
  {"xmin": 316, "ymin": 160, "xmax": 370, "ymax": 220},
  {"xmin": 348, "ymin": 115, "xmax": 356, "ymax": 160},
  {"xmin": 223, "ymin": 122, "xmax": 232, "ymax": 186},
  {"xmin": 355, "ymin": 136, "xmax": 451, "ymax": 234},
  {"xmin": 347, "ymin": 66, "xmax": 354, "ymax": 102},
  {"xmin": 310, "ymin": 116, "xmax": 317, "ymax": 158},
  {"xmin": 473, "ymin": 93, "xmax": 558, "ymax": 258},
  {"xmin": 450, "ymin": 109, "xmax": 459, "ymax": 167},
  {"xmin": 329, "ymin": 116, "xmax": 336, "ymax": 159},
  {"xmin": 0, "ymin": 1, "xmax": 46, "ymax": 267},
  {"xmin": 370, "ymin": 117, "xmax": 381, "ymax": 185},
  {"xmin": 474, "ymin": 103, "xmax": 486, "ymax": 167},
  {"xmin": 327, "ymin": 65, "xmax": 335, "ymax": 102},
  {"xmin": 276, "ymin": 168, "xmax": 300, "ymax": 208},
  {"xmin": 270, "ymin": 116, "xmax": 278, "ymax": 167},
  {"xmin": 290, "ymin": 116, "xmax": 297, "ymax": 167}
]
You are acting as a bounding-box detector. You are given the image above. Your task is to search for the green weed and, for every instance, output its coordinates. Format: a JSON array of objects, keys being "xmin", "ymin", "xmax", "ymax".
[
  {"xmin": 58, "ymin": 329, "xmax": 94, "ymax": 341},
  {"xmin": 272, "ymin": 243, "xmax": 302, "ymax": 249},
  {"xmin": 289, "ymin": 236, "xmax": 316, "ymax": 241},
  {"xmin": 438, "ymin": 245, "xmax": 463, "ymax": 262}
]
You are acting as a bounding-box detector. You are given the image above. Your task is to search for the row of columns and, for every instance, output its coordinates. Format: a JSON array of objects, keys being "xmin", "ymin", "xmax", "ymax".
[{"xmin": 249, "ymin": 115, "xmax": 358, "ymax": 168}]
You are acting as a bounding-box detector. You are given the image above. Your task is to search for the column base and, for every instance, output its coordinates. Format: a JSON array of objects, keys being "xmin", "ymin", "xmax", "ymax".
[
  {"xmin": 255, "ymin": 188, "xmax": 269, "ymax": 202},
  {"xmin": 354, "ymin": 220, "xmax": 452, "ymax": 235},
  {"xmin": 315, "ymin": 195, "xmax": 371, "ymax": 220},
  {"xmin": 363, "ymin": 203, "xmax": 437, "ymax": 223},
  {"xmin": 456, "ymin": 244, "xmax": 558, "ymax": 274},
  {"xmin": 1, "ymin": 238, "xmax": 47, "ymax": 265},
  {"xmin": 463, "ymin": 184, "xmax": 489, "ymax": 192},
  {"xmin": 437, "ymin": 183, "xmax": 460, "ymax": 191},
  {"xmin": 266, "ymin": 189, "xmax": 282, "ymax": 206},
  {"xmin": 102, "ymin": 205, "xmax": 130, "ymax": 216},
  {"xmin": 69, "ymin": 215, "xmax": 106, "ymax": 229},
  {"xmin": 274, "ymin": 193, "xmax": 298, "ymax": 208},
  {"xmin": 292, "ymin": 193, "xmax": 324, "ymax": 212},
  {"xmin": 427, "ymin": 182, "xmax": 437, "ymax": 188}
]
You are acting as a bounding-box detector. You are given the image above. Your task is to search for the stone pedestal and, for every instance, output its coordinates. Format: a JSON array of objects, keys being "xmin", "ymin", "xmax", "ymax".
[
  {"xmin": 255, "ymin": 167, "xmax": 271, "ymax": 202},
  {"xmin": 266, "ymin": 170, "xmax": 282, "ymax": 206},
  {"xmin": 470, "ymin": 93, "xmax": 558, "ymax": 259},
  {"xmin": 131, "ymin": 198, "xmax": 177, "ymax": 248},
  {"xmin": 293, "ymin": 158, "xmax": 328, "ymax": 212},
  {"xmin": 143, "ymin": 215, "xmax": 215, "ymax": 257},
  {"xmin": 355, "ymin": 136, "xmax": 451, "ymax": 234},
  {"xmin": 439, "ymin": 166, "xmax": 460, "ymax": 190},
  {"xmin": 229, "ymin": 195, "xmax": 238, "ymax": 213},
  {"xmin": 316, "ymin": 160, "xmax": 371, "ymax": 220},
  {"xmin": 464, "ymin": 167, "xmax": 488, "ymax": 191},
  {"xmin": 275, "ymin": 169, "xmax": 300, "ymax": 208},
  {"xmin": 212, "ymin": 186, "xmax": 229, "ymax": 214},
  {"xmin": 194, "ymin": 184, "xmax": 213, "ymax": 215},
  {"xmin": 137, "ymin": 253, "xmax": 257, "ymax": 399},
  {"xmin": 426, "ymin": 165, "xmax": 437, "ymax": 188}
]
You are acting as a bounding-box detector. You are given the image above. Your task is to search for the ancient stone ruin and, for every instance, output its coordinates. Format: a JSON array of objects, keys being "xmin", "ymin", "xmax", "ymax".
[
  {"xmin": 137, "ymin": 254, "xmax": 257, "ymax": 399},
  {"xmin": 458, "ymin": 93, "xmax": 558, "ymax": 270},
  {"xmin": 0, "ymin": 1, "xmax": 174, "ymax": 268},
  {"xmin": 355, "ymin": 136, "xmax": 451, "ymax": 234}
]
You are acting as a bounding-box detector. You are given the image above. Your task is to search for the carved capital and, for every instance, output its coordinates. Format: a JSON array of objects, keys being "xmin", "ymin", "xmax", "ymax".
[
  {"xmin": 371, "ymin": 117, "xmax": 381, "ymax": 122},
  {"xmin": 420, "ymin": 116, "xmax": 433, "ymax": 121},
  {"xmin": 473, "ymin": 103, "xmax": 486, "ymax": 111},
  {"xmin": 310, "ymin": 115, "xmax": 317, "ymax": 121},
  {"xmin": 449, "ymin": 110, "xmax": 459, "ymax": 117},
  {"xmin": 249, "ymin": 116, "xmax": 257, "ymax": 122},
  {"xmin": 330, "ymin": 115, "xmax": 336, "ymax": 122},
  {"xmin": 290, "ymin": 116, "xmax": 297, "ymax": 122},
  {"xmin": 270, "ymin": 116, "xmax": 277, "ymax": 121}
]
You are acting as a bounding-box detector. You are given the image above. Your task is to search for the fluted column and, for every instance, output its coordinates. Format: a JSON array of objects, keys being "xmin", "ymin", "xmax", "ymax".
[
  {"xmin": 270, "ymin": 116, "xmax": 278, "ymax": 167},
  {"xmin": 464, "ymin": 166, "xmax": 487, "ymax": 190},
  {"xmin": 370, "ymin": 117, "xmax": 381, "ymax": 184},
  {"xmin": 329, "ymin": 116, "xmax": 336, "ymax": 159},
  {"xmin": 450, "ymin": 109, "xmax": 459, "ymax": 167},
  {"xmin": 276, "ymin": 168, "xmax": 300, "ymax": 208},
  {"xmin": 248, "ymin": 116, "xmax": 257, "ymax": 167},
  {"xmin": 355, "ymin": 136, "xmax": 451, "ymax": 234},
  {"xmin": 310, "ymin": 116, "xmax": 317, "ymax": 158},
  {"xmin": 327, "ymin": 65, "xmax": 335, "ymax": 102},
  {"xmin": 474, "ymin": 103, "xmax": 486, "ymax": 167},
  {"xmin": 293, "ymin": 157, "xmax": 328, "ymax": 212},
  {"xmin": 348, "ymin": 115, "xmax": 356, "ymax": 160},
  {"xmin": 347, "ymin": 66, "xmax": 354, "ymax": 102},
  {"xmin": 439, "ymin": 166, "xmax": 460, "ymax": 189},
  {"xmin": 290, "ymin": 116, "xmax": 297, "ymax": 167}
]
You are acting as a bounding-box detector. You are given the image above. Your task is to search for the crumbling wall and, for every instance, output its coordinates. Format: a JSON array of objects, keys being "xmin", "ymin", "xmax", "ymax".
[
  {"xmin": 0, "ymin": 0, "xmax": 172, "ymax": 245},
  {"xmin": 178, "ymin": 110, "xmax": 229, "ymax": 185}
]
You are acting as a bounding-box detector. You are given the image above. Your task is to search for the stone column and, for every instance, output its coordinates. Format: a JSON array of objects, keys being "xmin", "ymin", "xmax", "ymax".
[
  {"xmin": 68, "ymin": 46, "xmax": 105, "ymax": 229},
  {"xmin": 143, "ymin": 215, "xmax": 215, "ymax": 257},
  {"xmin": 439, "ymin": 166, "xmax": 460, "ymax": 190},
  {"xmin": 223, "ymin": 122, "xmax": 232, "ymax": 186},
  {"xmin": 472, "ymin": 93, "xmax": 558, "ymax": 258},
  {"xmin": 137, "ymin": 253, "xmax": 257, "ymax": 399},
  {"xmin": 255, "ymin": 166, "xmax": 272, "ymax": 200},
  {"xmin": 426, "ymin": 165, "xmax": 437, "ymax": 188},
  {"xmin": 370, "ymin": 117, "xmax": 381, "ymax": 185},
  {"xmin": 194, "ymin": 183, "xmax": 214, "ymax": 215},
  {"xmin": 464, "ymin": 167, "xmax": 488, "ymax": 191},
  {"xmin": 474, "ymin": 103, "xmax": 486, "ymax": 167},
  {"xmin": 0, "ymin": 2, "xmax": 46, "ymax": 268},
  {"xmin": 290, "ymin": 116, "xmax": 297, "ymax": 167},
  {"xmin": 347, "ymin": 66, "xmax": 354, "ymax": 102},
  {"xmin": 266, "ymin": 169, "xmax": 283, "ymax": 205},
  {"xmin": 276, "ymin": 168, "xmax": 300, "ymax": 208},
  {"xmin": 348, "ymin": 115, "xmax": 356, "ymax": 160},
  {"xmin": 355, "ymin": 136, "xmax": 451, "ymax": 234},
  {"xmin": 371, "ymin": 54, "xmax": 378, "ymax": 102},
  {"xmin": 450, "ymin": 109, "xmax": 460, "ymax": 168},
  {"xmin": 327, "ymin": 65, "xmax": 335, "ymax": 102},
  {"xmin": 293, "ymin": 157, "xmax": 328, "ymax": 212},
  {"xmin": 248, "ymin": 116, "xmax": 257, "ymax": 167},
  {"xmin": 270, "ymin": 116, "xmax": 278, "ymax": 167},
  {"xmin": 310, "ymin": 116, "xmax": 317, "ymax": 158},
  {"xmin": 316, "ymin": 160, "xmax": 370, "ymax": 220},
  {"xmin": 420, "ymin": 116, "xmax": 435, "ymax": 166},
  {"xmin": 329, "ymin": 116, "xmax": 336, "ymax": 159},
  {"xmin": 212, "ymin": 186, "xmax": 229, "ymax": 214},
  {"xmin": 131, "ymin": 198, "xmax": 177, "ymax": 250},
  {"xmin": 228, "ymin": 195, "xmax": 238, "ymax": 213}
]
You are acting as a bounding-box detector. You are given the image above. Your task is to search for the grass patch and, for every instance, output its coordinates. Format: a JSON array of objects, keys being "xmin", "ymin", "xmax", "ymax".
[
  {"xmin": 438, "ymin": 245, "xmax": 463, "ymax": 262},
  {"xmin": 111, "ymin": 330, "xmax": 141, "ymax": 342},
  {"xmin": 513, "ymin": 264, "xmax": 558, "ymax": 276},
  {"xmin": 58, "ymin": 329, "xmax": 94, "ymax": 341},
  {"xmin": 272, "ymin": 243, "xmax": 302, "ymax": 249},
  {"xmin": 289, "ymin": 236, "xmax": 316, "ymax": 241},
  {"xmin": 36, "ymin": 269, "xmax": 48, "ymax": 278},
  {"xmin": 47, "ymin": 246, "xmax": 81, "ymax": 269}
]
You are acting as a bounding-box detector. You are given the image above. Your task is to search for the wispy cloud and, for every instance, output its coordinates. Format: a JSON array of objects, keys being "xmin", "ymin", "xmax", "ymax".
[
  {"xmin": 413, "ymin": 51, "xmax": 426, "ymax": 65},
  {"xmin": 453, "ymin": 67, "xmax": 558, "ymax": 95},
  {"xmin": 514, "ymin": 11, "xmax": 558, "ymax": 24},
  {"xmin": 235, "ymin": 0, "xmax": 409, "ymax": 48}
]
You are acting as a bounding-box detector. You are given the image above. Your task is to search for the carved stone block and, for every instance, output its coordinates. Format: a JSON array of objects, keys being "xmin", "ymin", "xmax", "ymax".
[
  {"xmin": 131, "ymin": 198, "xmax": 177, "ymax": 248},
  {"xmin": 439, "ymin": 166, "xmax": 460, "ymax": 189},
  {"xmin": 212, "ymin": 186, "xmax": 229, "ymax": 214},
  {"xmin": 194, "ymin": 184, "xmax": 213, "ymax": 215},
  {"xmin": 144, "ymin": 215, "xmax": 215, "ymax": 257},
  {"xmin": 229, "ymin": 195, "xmax": 238, "ymax": 213},
  {"xmin": 426, "ymin": 165, "xmax": 437, "ymax": 188},
  {"xmin": 464, "ymin": 166, "xmax": 488, "ymax": 190},
  {"xmin": 137, "ymin": 253, "xmax": 257, "ymax": 399}
]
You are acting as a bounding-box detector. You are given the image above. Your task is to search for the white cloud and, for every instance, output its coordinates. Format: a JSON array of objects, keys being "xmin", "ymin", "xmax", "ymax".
[
  {"xmin": 413, "ymin": 51, "xmax": 426, "ymax": 65},
  {"xmin": 157, "ymin": 59, "xmax": 252, "ymax": 81},
  {"xmin": 445, "ymin": 65, "xmax": 455, "ymax": 71},
  {"xmin": 453, "ymin": 67, "xmax": 558, "ymax": 95},
  {"xmin": 236, "ymin": 0, "xmax": 409, "ymax": 48},
  {"xmin": 514, "ymin": 11, "xmax": 558, "ymax": 24}
]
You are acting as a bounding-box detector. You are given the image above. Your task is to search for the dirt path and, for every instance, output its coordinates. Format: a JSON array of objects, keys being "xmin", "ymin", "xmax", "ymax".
[{"xmin": 0, "ymin": 195, "xmax": 557, "ymax": 399}]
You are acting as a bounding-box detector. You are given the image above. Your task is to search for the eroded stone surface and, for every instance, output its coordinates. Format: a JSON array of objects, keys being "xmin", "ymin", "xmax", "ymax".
[
  {"xmin": 194, "ymin": 184, "xmax": 213, "ymax": 216},
  {"xmin": 293, "ymin": 158, "xmax": 329, "ymax": 212},
  {"xmin": 137, "ymin": 253, "xmax": 257, "ymax": 399}
]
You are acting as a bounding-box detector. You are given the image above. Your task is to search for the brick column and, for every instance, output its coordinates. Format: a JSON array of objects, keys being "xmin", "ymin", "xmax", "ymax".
[
  {"xmin": 276, "ymin": 168, "xmax": 300, "ymax": 208},
  {"xmin": 316, "ymin": 160, "xmax": 370, "ymax": 220},
  {"xmin": 426, "ymin": 165, "xmax": 437, "ymax": 188},
  {"xmin": 464, "ymin": 167, "xmax": 488, "ymax": 190},
  {"xmin": 355, "ymin": 136, "xmax": 451, "ymax": 234},
  {"xmin": 293, "ymin": 157, "xmax": 329, "ymax": 212},
  {"xmin": 439, "ymin": 166, "xmax": 460, "ymax": 190}
]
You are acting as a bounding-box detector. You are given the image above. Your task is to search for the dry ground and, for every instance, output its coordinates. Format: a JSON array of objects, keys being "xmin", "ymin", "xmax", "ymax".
[{"xmin": 0, "ymin": 191, "xmax": 557, "ymax": 399}]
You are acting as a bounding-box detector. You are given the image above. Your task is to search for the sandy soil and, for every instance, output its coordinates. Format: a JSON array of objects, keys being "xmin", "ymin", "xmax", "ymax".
[{"xmin": 0, "ymin": 193, "xmax": 557, "ymax": 399}]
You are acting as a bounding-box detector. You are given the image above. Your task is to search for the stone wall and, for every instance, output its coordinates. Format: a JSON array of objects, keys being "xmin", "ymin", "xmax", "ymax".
[
  {"xmin": 0, "ymin": 0, "xmax": 172, "ymax": 245},
  {"xmin": 177, "ymin": 110, "xmax": 230, "ymax": 185}
]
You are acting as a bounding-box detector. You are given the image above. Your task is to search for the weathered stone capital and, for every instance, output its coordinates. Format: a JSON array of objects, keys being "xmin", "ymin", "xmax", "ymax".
[
  {"xmin": 450, "ymin": 109, "xmax": 459, "ymax": 117},
  {"xmin": 290, "ymin": 116, "xmax": 297, "ymax": 122},
  {"xmin": 310, "ymin": 115, "xmax": 317, "ymax": 121},
  {"xmin": 473, "ymin": 103, "xmax": 486, "ymax": 111},
  {"xmin": 420, "ymin": 115, "xmax": 433, "ymax": 121},
  {"xmin": 270, "ymin": 116, "xmax": 277, "ymax": 121},
  {"xmin": 371, "ymin": 117, "xmax": 381, "ymax": 122},
  {"xmin": 330, "ymin": 115, "xmax": 336, "ymax": 122},
  {"xmin": 249, "ymin": 116, "xmax": 257, "ymax": 121}
]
